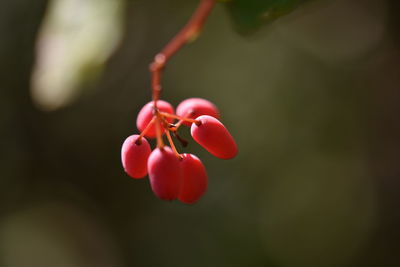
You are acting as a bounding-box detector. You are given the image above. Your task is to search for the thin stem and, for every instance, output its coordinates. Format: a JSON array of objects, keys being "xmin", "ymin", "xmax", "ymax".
[
  {"xmin": 150, "ymin": 0, "xmax": 216, "ymax": 103},
  {"xmin": 173, "ymin": 131, "xmax": 189, "ymax": 147},
  {"xmin": 137, "ymin": 116, "xmax": 156, "ymax": 142},
  {"xmin": 155, "ymin": 116, "xmax": 164, "ymax": 149},
  {"xmin": 159, "ymin": 112, "xmax": 200, "ymax": 125},
  {"xmin": 159, "ymin": 114, "xmax": 173, "ymax": 129},
  {"xmin": 174, "ymin": 110, "xmax": 193, "ymax": 129},
  {"xmin": 174, "ymin": 119, "xmax": 185, "ymax": 130},
  {"xmin": 158, "ymin": 0, "xmax": 215, "ymax": 61},
  {"xmin": 152, "ymin": 70, "xmax": 162, "ymax": 108},
  {"xmin": 165, "ymin": 129, "xmax": 182, "ymax": 159}
]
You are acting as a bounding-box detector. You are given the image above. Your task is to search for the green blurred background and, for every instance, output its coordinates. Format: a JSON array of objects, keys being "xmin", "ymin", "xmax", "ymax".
[{"xmin": 1, "ymin": 0, "xmax": 399, "ymax": 266}]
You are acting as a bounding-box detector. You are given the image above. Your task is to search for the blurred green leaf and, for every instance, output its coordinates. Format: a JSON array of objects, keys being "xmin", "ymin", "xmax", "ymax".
[{"xmin": 222, "ymin": 0, "xmax": 311, "ymax": 34}]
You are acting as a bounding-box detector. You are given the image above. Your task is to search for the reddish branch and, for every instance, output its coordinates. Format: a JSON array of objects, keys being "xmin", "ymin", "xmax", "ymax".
[{"xmin": 149, "ymin": 0, "xmax": 216, "ymax": 107}]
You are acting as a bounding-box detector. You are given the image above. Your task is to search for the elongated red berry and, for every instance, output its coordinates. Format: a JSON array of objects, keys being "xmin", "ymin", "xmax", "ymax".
[
  {"xmin": 121, "ymin": 135, "xmax": 151, "ymax": 178},
  {"xmin": 147, "ymin": 146, "xmax": 182, "ymax": 200},
  {"xmin": 191, "ymin": 115, "xmax": 238, "ymax": 159},
  {"xmin": 176, "ymin": 98, "xmax": 220, "ymax": 126},
  {"xmin": 179, "ymin": 154, "xmax": 208, "ymax": 204},
  {"xmin": 136, "ymin": 100, "xmax": 174, "ymax": 138}
]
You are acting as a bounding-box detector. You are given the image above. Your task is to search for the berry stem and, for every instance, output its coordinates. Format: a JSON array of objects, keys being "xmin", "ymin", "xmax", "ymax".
[
  {"xmin": 173, "ymin": 131, "xmax": 189, "ymax": 147},
  {"xmin": 174, "ymin": 110, "xmax": 193, "ymax": 130},
  {"xmin": 149, "ymin": 0, "xmax": 216, "ymax": 106},
  {"xmin": 155, "ymin": 116, "xmax": 164, "ymax": 149},
  {"xmin": 138, "ymin": 116, "xmax": 156, "ymax": 141},
  {"xmin": 165, "ymin": 129, "xmax": 182, "ymax": 159},
  {"xmin": 159, "ymin": 112, "xmax": 200, "ymax": 125},
  {"xmin": 174, "ymin": 119, "xmax": 185, "ymax": 130}
]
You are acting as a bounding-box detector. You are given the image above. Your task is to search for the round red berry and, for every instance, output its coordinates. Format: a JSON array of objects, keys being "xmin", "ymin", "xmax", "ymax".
[
  {"xmin": 176, "ymin": 98, "xmax": 220, "ymax": 126},
  {"xmin": 136, "ymin": 100, "xmax": 174, "ymax": 138},
  {"xmin": 178, "ymin": 153, "xmax": 208, "ymax": 204},
  {"xmin": 121, "ymin": 135, "xmax": 151, "ymax": 178},
  {"xmin": 147, "ymin": 146, "xmax": 182, "ymax": 200},
  {"xmin": 191, "ymin": 115, "xmax": 238, "ymax": 159}
]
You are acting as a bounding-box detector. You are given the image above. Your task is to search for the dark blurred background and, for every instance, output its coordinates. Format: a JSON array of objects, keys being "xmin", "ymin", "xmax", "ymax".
[{"xmin": 1, "ymin": 0, "xmax": 400, "ymax": 266}]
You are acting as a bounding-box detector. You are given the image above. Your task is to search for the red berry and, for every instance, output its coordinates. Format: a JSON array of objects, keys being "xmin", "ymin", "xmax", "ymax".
[
  {"xmin": 147, "ymin": 146, "xmax": 182, "ymax": 200},
  {"xmin": 136, "ymin": 100, "xmax": 174, "ymax": 138},
  {"xmin": 121, "ymin": 135, "xmax": 151, "ymax": 178},
  {"xmin": 191, "ymin": 115, "xmax": 238, "ymax": 159},
  {"xmin": 178, "ymin": 154, "xmax": 208, "ymax": 204},
  {"xmin": 176, "ymin": 98, "xmax": 220, "ymax": 126}
]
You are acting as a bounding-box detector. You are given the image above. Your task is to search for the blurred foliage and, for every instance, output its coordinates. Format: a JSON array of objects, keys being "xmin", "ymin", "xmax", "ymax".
[
  {"xmin": 223, "ymin": 0, "xmax": 312, "ymax": 34},
  {"xmin": 32, "ymin": 0, "xmax": 124, "ymax": 110}
]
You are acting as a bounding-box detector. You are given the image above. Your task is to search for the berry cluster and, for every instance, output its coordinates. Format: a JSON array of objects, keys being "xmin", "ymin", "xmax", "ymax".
[{"xmin": 121, "ymin": 98, "xmax": 237, "ymax": 204}]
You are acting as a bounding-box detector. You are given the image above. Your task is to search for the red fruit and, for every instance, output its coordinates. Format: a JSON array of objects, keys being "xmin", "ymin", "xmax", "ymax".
[
  {"xmin": 176, "ymin": 98, "xmax": 220, "ymax": 126},
  {"xmin": 136, "ymin": 100, "xmax": 174, "ymax": 138},
  {"xmin": 121, "ymin": 135, "xmax": 151, "ymax": 178},
  {"xmin": 179, "ymin": 154, "xmax": 208, "ymax": 204},
  {"xmin": 147, "ymin": 146, "xmax": 182, "ymax": 200},
  {"xmin": 191, "ymin": 115, "xmax": 238, "ymax": 159}
]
